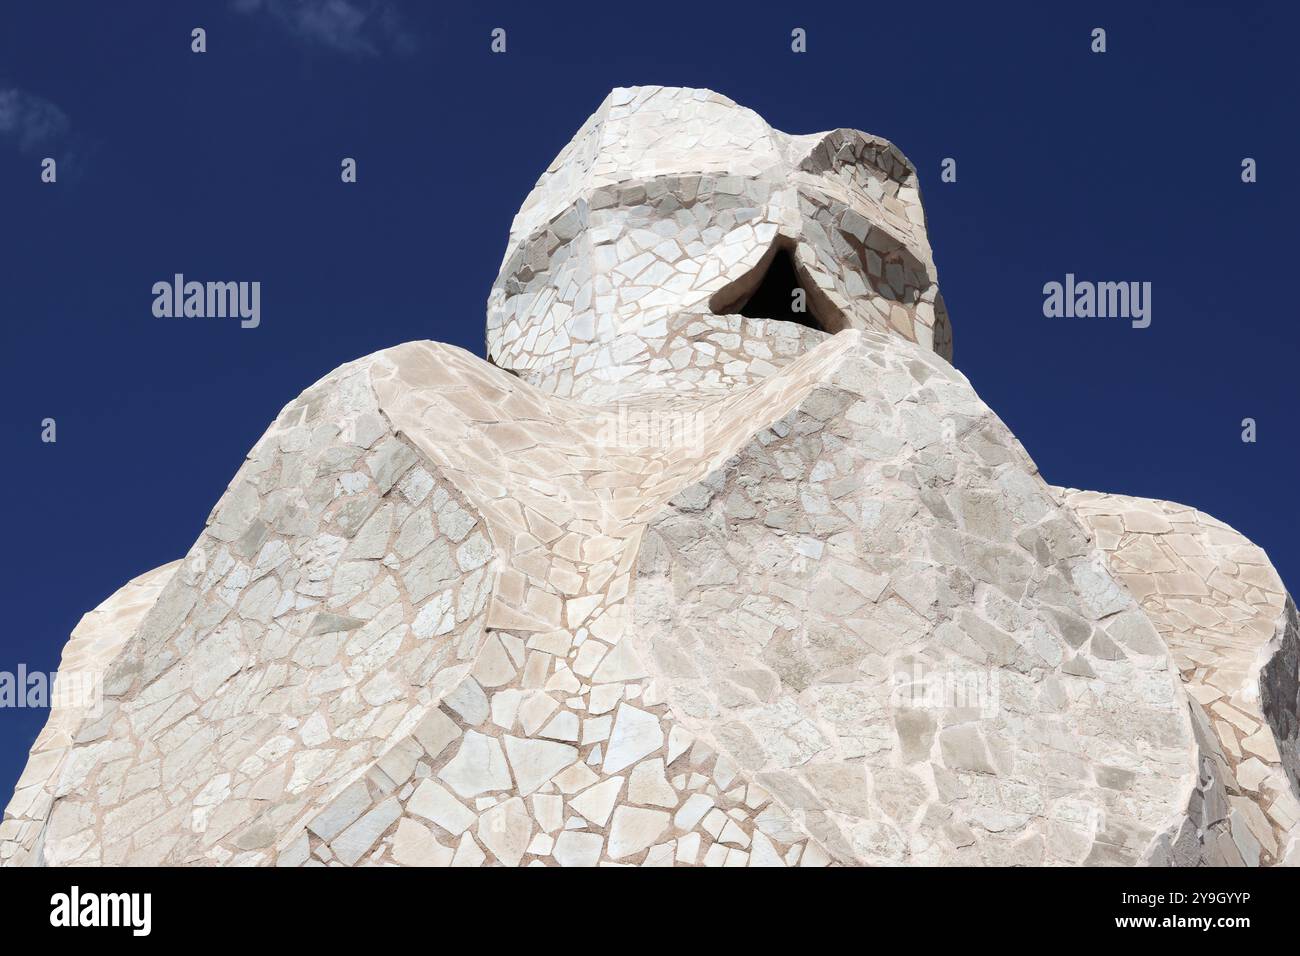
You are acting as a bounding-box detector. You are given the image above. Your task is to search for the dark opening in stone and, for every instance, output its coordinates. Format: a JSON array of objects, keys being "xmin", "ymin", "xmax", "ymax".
[
  {"xmin": 736, "ymin": 247, "xmax": 823, "ymax": 331},
  {"xmin": 710, "ymin": 241, "xmax": 846, "ymax": 335}
]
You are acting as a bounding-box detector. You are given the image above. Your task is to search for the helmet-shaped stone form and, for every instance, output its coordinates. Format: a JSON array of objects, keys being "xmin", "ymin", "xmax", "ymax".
[{"xmin": 487, "ymin": 86, "xmax": 953, "ymax": 402}]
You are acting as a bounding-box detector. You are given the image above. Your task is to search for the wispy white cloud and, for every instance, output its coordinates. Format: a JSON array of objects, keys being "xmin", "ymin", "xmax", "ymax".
[
  {"xmin": 0, "ymin": 87, "xmax": 70, "ymax": 152},
  {"xmin": 232, "ymin": 0, "xmax": 417, "ymax": 57}
]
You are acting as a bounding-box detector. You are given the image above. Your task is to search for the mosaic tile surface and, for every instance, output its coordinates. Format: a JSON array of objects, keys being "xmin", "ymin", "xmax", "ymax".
[{"xmin": 3, "ymin": 87, "xmax": 1294, "ymax": 867}]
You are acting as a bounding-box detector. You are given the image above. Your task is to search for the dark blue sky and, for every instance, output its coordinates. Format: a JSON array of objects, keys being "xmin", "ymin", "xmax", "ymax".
[{"xmin": 1, "ymin": 1, "xmax": 1294, "ymax": 804}]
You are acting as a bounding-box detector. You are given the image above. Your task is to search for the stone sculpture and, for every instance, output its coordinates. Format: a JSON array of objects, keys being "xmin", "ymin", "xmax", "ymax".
[{"xmin": 3, "ymin": 87, "xmax": 1295, "ymax": 867}]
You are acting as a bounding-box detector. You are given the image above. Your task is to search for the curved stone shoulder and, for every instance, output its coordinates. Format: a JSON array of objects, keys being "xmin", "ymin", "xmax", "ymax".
[
  {"xmin": 1060, "ymin": 488, "xmax": 1299, "ymax": 864},
  {"xmin": 630, "ymin": 331, "xmax": 1199, "ymax": 865},
  {"xmin": 4, "ymin": 346, "xmax": 498, "ymax": 865},
  {"xmin": 0, "ymin": 561, "xmax": 179, "ymax": 866}
]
